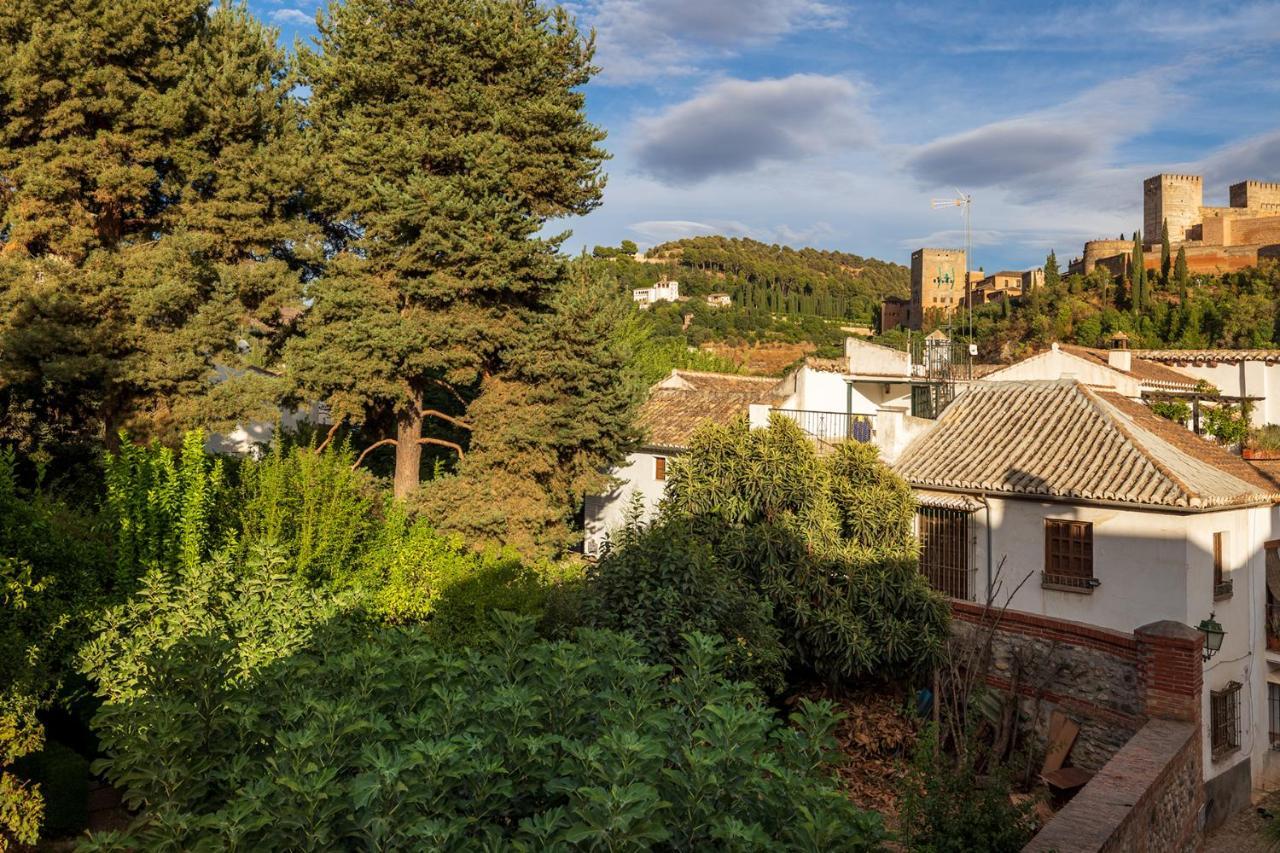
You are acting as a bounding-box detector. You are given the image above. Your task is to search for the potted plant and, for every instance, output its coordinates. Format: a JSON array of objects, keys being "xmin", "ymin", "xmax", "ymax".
[
  {"xmin": 1268, "ymin": 609, "xmax": 1280, "ymax": 652},
  {"xmin": 1244, "ymin": 425, "xmax": 1280, "ymax": 460}
]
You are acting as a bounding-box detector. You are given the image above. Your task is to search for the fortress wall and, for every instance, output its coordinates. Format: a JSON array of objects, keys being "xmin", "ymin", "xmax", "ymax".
[
  {"xmin": 1145, "ymin": 174, "xmax": 1203, "ymax": 242},
  {"xmin": 1230, "ymin": 181, "xmax": 1280, "ymax": 211},
  {"xmin": 1228, "ymin": 215, "xmax": 1280, "ymax": 247}
]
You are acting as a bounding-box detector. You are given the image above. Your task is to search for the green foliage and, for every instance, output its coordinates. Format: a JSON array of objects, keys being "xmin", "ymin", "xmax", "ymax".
[
  {"xmin": 85, "ymin": 586, "xmax": 884, "ymax": 851},
  {"xmin": 0, "ymin": 1, "xmax": 313, "ymax": 450},
  {"xmin": 1248, "ymin": 425, "xmax": 1280, "ymax": 452},
  {"xmin": 1043, "ymin": 251, "xmax": 1060, "ymax": 290},
  {"xmin": 1203, "ymin": 403, "xmax": 1251, "ymax": 446},
  {"xmin": 290, "ymin": 0, "xmax": 607, "ymax": 498},
  {"xmin": 105, "ymin": 431, "xmax": 228, "ymax": 587},
  {"xmin": 1150, "ymin": 399, "xmax": 1192, "ymax": 424},
  {"xmin": 1161, "ymin": 219, "xmax": 1172, "ymax": 284},
  {"xmin": 898, "ymin": 725, "xmax": 1037, "ymax": 853},
  {"xmin": 0, "ymin": 693, "xmax": 43, "ymax": 849},
  {"xmin": 346, "ymin": 505, "xmax": 570, "ymax": 645},
  {"xmin": 237, "ymin": 439, "xmax": 374, "ymax": 583},
  {"xmin": 650, "ymin": 416, "xmax": 947, "ymax": 684},
  {"xmin": 582, "ymin": 516, "xmax": 788, "ymax": 692}
]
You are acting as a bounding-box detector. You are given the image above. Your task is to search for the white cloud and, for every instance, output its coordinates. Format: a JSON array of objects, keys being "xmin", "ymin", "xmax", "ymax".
[
  {"xmin": 570, "ymin": 0, "xmax": 842, "ymax": 84},
  {"xmin": 270, "ymin": 8, "xmax": 313, "ymax": 26},
  {"xmin": 632, "ymin": 74, "xmax": 873, "ymax": 184}
]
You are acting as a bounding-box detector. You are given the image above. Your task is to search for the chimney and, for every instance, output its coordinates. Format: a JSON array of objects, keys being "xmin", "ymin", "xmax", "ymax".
[{"xmin": 1108, "ymin": 331, "xmax": 1131, "ymax": 373}]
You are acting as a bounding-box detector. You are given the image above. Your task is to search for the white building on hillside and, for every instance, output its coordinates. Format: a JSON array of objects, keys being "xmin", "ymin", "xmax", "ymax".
[
  {"xmin": 893, "ymin": 378, "xmax": 1280, "ymax": 818},
  {"xmin": 632, "ymin": 279, "xmax": 680, "ymax": 306}
]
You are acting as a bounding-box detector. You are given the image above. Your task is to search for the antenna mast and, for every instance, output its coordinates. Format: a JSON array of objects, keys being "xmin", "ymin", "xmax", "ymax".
[{"xmin": 930, "ymin": 191, "xmax": 973, "ymax": 340}]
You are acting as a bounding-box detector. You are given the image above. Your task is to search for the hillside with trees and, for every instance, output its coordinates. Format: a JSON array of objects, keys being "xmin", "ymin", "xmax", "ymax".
[{"xmin": 961, "ymin": 249, "xmax": 1280, "ymax": 362}]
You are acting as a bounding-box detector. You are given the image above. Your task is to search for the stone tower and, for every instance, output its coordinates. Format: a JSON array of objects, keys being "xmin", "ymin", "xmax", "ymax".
[
  {"xmin": 1144, "ymin": 174, "xmax": 1202, "ymax": 244},
  {"xmin": 910, "ymin": 248, "xmax": 966, "ymax": 330},
  {"xmin": 1229, "ymin": 181, "xmax": 1280, "ymax": 212}
]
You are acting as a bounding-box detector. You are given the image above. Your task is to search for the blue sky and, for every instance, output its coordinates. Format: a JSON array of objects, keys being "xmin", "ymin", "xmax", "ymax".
[{"xmin": 249, "ymin": 0, "xmax": 1280, "ymax": 271}]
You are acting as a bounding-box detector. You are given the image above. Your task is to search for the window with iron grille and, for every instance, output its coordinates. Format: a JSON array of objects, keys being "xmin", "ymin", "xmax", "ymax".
[
  {"xmin": 917, "ymin": 508, "xmax": 970, "ymax": 599},
  {"xmin": 1213, "ymin": 531, "xmax": 1233, "ymax": 599},
  {"xmin": 1043, "ymin": 519, "xmax": 1095, "ymax": 592},
  {"xmin": 1211, "ymin": 681, "xmax": 1242, "ymax": 757},
  {"xmin": 1269, "ymin": 683, "xmax": 1280, "ymax": 751}
]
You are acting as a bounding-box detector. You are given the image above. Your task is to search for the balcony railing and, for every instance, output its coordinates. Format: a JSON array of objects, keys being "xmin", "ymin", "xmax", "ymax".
[{"xmin": 771, "ymin": 409, "xmax": 872, "ymax": 443}]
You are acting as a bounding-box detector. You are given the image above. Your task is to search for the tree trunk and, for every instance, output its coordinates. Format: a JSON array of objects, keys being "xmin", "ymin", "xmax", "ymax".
[{"xmin": 393, "ymin": 406, "xmax": 423, "ymax": 499}]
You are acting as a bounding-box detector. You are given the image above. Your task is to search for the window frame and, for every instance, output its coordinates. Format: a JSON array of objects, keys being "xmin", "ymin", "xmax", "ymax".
[
  {"xmin": 1211, "ymin": 681, "xmax": 1243, "ymax": 758},
  {"xmin": 1213, "ymin": 531, "xmax": 1233, "ymax": 600},
  {"xmin": 1042, "ymin": 518, "xmax": 1097, "ymax": 593}
]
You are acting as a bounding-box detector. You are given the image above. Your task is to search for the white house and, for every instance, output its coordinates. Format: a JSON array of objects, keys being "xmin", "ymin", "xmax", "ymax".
[
  {"xmin": 582, "ymin": 369, "xmax": 785, "ymax": 555},
  {"xmin": 981, "ymin": 338, "xmax": 1199, "ymax": 400},
  {"xmin": 705, "ymin": 292, "xmax": 732, "ymax": 308},
  {"xmin": 893, "ymin": 378, "xmax": 1280, "ymax": 815},
  {"xmin": 1135, "ymin": 349, "xmax": 1280, "ymax": 427},
  {"xmin": 631, "ymin": 279, "xmax": 680, "ymax": 306}
]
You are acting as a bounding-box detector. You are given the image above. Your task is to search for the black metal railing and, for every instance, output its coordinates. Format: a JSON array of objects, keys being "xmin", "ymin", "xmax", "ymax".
[
  {"xmin": 771, "ymin": 409, "xmax": 872, "ymax": 443},
  {"xmin": 1040, "ymin": 572, "xmax": 1100, "ymax": 593}
]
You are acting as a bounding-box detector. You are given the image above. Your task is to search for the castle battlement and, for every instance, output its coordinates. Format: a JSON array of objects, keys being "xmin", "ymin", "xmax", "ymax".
[
  {"xmin": 1146, "ymin": 173, "xmax": 1202, "ymax": 184},
  {"xmin": 1232, "ymin": 180, "xmax": 1280, "ymax": 191}
]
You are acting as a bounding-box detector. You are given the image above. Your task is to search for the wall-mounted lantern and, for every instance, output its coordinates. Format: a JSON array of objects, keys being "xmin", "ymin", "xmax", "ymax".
[{"xmin": 1197, "ymin": 613, "xmax": 1225, "ymax": 660}]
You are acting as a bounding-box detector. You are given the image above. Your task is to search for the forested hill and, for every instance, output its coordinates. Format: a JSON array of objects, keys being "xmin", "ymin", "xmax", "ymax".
[{"xmin": 593, "ymin": 236, "xmax": 908, "ymax": 323}]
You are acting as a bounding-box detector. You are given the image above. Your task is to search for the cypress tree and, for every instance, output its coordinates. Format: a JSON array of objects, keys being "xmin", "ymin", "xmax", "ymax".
[
  {"xmin": 291, "ymin": 0, "xmax": 607, "ymax": 499},
  {"xmin": 1130, "ymin": 232, "xmax": 1146, "ymax": 314},
  {"xmin": 1044, "ymin": 251, "xmax": 1060, "ymax": 289},
  {"xmin": 1160, "ymin": 218, "xmax": 1172, "ymax": 285},
  {"xmin": 1174, "ymin": 246, "xmax": 1190, "ymax": 301},
  {"xmin": 0, "ymin": 1, "xmax": 311, "ymax": 448}
]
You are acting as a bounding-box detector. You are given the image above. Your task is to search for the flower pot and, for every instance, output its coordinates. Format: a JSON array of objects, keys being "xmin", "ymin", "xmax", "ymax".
[{"xmin": 1244, "ymin": 448, "xmax": 1280, "ymax": 460}]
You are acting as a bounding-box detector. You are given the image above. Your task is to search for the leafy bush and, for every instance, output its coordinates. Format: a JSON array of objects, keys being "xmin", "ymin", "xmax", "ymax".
[
  {"xmin": 1149, "ymin": 398, "xmax": 1191, "ymax": 423},
  {"xmin": 12, "ymin": 739, "xmax": 88, "ymax": 838},
  {"xmin": 581, "ymin": 514, "xmax": 788, "ymax": 692},
  {"xmin": 83, "ymin": 561, "xmax": 885, "ymax": 852},
  {"xmin": 898, "ymin": 725, "xmax": 1037, "ymax": 853},
  {"xmin": 237, "ymin": 438, "xmax": 375, "ymax": 583},
  {"xmin": 105, "ymin": 430, "xmax": 229, "ymax": 586},
  {"xmin": 662, "ymin": 416, "xmax": 948, "ymax": 684},
  {"xmin": 346, "ymin": 505, "xmax": 573, "ymax": 645},
  {"xmin": 1248, "ymin": 424, "xmax": 1280, "ymax": 452},
  {"xmin": 1203, "ymin": 402, "xmax": 1250, "ymax": 446}
]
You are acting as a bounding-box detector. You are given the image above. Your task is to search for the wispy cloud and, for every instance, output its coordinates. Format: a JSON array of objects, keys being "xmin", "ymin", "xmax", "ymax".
[
  {"xmin": 570, "ymin": 0, "xmax": 842, "ymax": 84},
  {"xmin": 270, "ymin": 8, "xmax": 313, "ymax": 26}
]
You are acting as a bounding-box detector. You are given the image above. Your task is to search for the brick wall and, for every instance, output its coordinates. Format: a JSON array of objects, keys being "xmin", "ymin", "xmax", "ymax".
[{"xmin": 952, "ymin": 602, "xmax": 1209, "ymax": 853}]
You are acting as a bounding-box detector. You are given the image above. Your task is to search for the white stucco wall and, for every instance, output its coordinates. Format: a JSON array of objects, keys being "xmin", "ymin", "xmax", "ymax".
[
  {"xmin": 981, "ymin": 346, "xmax": 1143, "ymax": 398},
  {"xmin": 846, "ymin": 337, "xmax": 910, "ymax": 377},
  {"xmin": 955, "ymin": 494, "xmax": 1276, "ymax": 792},
  {"xmin": 1160, "ymin": 360, "xmax": 1280, "ymax": 427},
  {"xmin": 582, "ymin": 450, "xmax": 671, "ymax": 556}
]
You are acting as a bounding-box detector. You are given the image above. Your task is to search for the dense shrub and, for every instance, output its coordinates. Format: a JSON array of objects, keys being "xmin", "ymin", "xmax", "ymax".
[
  {"xmin": 661, "ymin": 416, "xmax": 948, "ymax": 684},
  {"xmin": 581, "ymin": 514, "xmax": 788, "ymax": 692},
  {"xmin": 346, "ymin": 505, "xmax": 574, "ymax": 644},
  {"xmin": 82, "ymin": 560, "xmax": 884, "ymax": 851},
  {"xmin": 898, "ymin": 726, "xmax": 1037, "ymax": 853},
  {"xmin": 12, "ymin": 739, "xmax": 88, "ymax": 838}
]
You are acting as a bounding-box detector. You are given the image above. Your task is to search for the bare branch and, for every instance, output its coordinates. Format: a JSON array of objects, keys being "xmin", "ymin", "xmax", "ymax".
[
  {"xmin": 431, "ymin": 378, "xmax": 468, "ymax": 408},
  {"xmin": 418, "ymin": 436, "xmax": 464, "ymax": 458},
  {"xmin": 351, "ymin": 438, "xmax": 397, "ymax": 470},
  {"xmin": 420, "ymin": 409, "xmax": 473, "ymax": 431},
  {"xmin": 314, "ymin": 416, "xmax": 344, "ymax": 455}
]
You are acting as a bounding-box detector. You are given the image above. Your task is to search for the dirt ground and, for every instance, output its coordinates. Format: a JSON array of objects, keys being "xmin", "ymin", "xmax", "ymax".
[{"xmin": 1204, "ymin": 792, "xmax": 1280, "ymax": 852}]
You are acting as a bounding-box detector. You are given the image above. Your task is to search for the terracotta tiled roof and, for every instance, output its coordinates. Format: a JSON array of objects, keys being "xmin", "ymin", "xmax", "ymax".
[
  {"xmin": 637, "ymin": 370, "xmax": 784, "ymax": 450},
  {"xmin": 1058, "ymin": 345, "xmax": 1198, "ymax": 390},
  {"xmin": 894, "ymin": 379, "xmax": 1279, "ymax": 509},
  {"xmin": 915, "ymin": 490, "xmax": 982, "ymax": 511},
  {"xmin": 1135, "ymin": 349, "xmax": 1280, "ymax": 364}
]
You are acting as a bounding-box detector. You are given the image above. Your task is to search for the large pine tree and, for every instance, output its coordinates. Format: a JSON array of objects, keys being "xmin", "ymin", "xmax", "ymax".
[
  {"xmin": 0, "ymin": 1, "xmax": 312, "ymax": 450},
  {"xmin": 291, "ymin": 0, "xmax": 607, "ymax": 499}
]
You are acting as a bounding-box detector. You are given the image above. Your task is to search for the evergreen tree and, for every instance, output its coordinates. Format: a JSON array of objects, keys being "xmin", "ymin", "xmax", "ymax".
[
  {"xmin": 1174, "ymin": 246, "xmax": 1190, "ymax": 301},
  {"xmin": 1043, "ymin": 250, "xmax": 1060, "ymax": 289},
  {"xmin": 0, "ymin": 2, "xmax": 311, "ymax": 450},
  {"xmin": 291, "ymin": 0, "xmax": 607, "ymax": 499},
  {"xmin": 1160, "ymin": 218, "xmax": 1172, "ymax": 285},
  {"xmin": 1130, "ymin": 232, "xmax": 1146, "ymax": 314}
]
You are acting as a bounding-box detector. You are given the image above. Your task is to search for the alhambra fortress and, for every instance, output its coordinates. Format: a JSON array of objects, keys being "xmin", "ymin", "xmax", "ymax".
[{"xmin": 1070, "ymin": 173, "xmax": 1280, "ymax": 277}]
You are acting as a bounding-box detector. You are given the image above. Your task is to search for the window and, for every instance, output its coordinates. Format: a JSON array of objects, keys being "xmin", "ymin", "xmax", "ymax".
[
  {"xmin": 917, "ymin": 508, "xmax": 970, "ymax": 599},
  {"xmin": 654, "ymin": 456, "xmax": 666, "ymax": 481},
  {"xmin": 1211, "ymin": 682, "xmax": 1242, "ymax": 757},
  {"xmin": 1043, "ymin": 519, "xmax": 1096, "ymax": 592},
  {"xmin": 1213, "ymin": 532, "xmax": 1233, "ymax": 599},
  {"xmin": 1270, "ymin": 683, "xmax": 1280, "ymax": 751}
]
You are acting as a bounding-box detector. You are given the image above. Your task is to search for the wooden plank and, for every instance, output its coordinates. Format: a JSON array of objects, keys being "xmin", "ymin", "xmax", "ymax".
[
  {"xmin": 1040, "ymin": 711, "xmax": 1079, "ymax": 775},
  {"xmin": 1042, "ymin": 766, "xmax": 1092, "ymax": 792}
]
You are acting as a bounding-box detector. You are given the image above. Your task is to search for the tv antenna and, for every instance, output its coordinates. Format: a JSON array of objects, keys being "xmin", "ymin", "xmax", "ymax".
[{"xmin": 931, "ymin": 190, "xmax": 973, "ymax": 340}]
